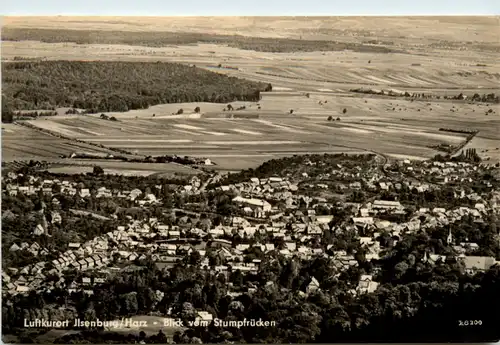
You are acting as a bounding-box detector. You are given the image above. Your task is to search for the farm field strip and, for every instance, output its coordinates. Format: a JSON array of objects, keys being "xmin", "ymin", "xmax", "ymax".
[
  {"xmin": 230, "ymin": 129, "xmax": 262, "ymax": 135},
  {"xmin": 1, "ymin": 124, "xmax": 117, "ymax": 161},
  {"xmin": 318, "ymin": 122, "xmax": 468, "ymax": 143},
  {"xmin": 173, "ymin": 124, "xmax": 205, "ymax": 130},
  {"xmin": 173, "ymin": 129, "xmax": 203, "ymax": 136},
  {"xmin": 47, "ymin": 166, "xmax": 164, "ymax": 176},
  {"xmin": 173, "ymin": 123, "xmax": 227, "ymax": 136},
  {"xmin": 203, "ymin": 140, "xmax": 302, "ymax": 145},
  {"xmin": 112, "ymin": 145, "xmax": 223, "ymax": 149},
  {"xmin": 252, "ymin": 119, "xmax": 311, "ymax": 134},
  {"xmin": 82, "ymin": 138, "xmax": 194, "ymax": 143}
]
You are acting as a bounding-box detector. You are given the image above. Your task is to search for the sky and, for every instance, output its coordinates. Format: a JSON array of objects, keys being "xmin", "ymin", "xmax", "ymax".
[{"xmin": 2, "ymin": 0, "xmax": 499, "ymax": 16}]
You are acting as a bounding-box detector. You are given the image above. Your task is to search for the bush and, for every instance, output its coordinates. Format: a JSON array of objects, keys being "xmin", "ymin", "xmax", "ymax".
[
  {"xmin": 177, "ymin": 109, "xmax": 184, "ymax": 115},
  {"xmin": 194, "ymin": 106, "xmax": 201, "ymax": 113},
  {"xmin": 342, "ymin": 108, "xmax": 347, "ymax": 114},
  {"xmin": 93, "ymin": 165, "xmax": 104, "ymax": 176}
]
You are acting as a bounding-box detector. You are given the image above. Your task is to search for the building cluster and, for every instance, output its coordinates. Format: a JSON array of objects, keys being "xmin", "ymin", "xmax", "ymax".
[{"xmin": 2, "ymin": 159, "xmax": 500, "ymax": 304}]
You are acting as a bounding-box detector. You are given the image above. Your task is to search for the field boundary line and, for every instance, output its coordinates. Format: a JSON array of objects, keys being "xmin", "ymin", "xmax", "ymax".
[{"xmin": 14, "ymin": 121, "xmax": 137, "ymax": 157}]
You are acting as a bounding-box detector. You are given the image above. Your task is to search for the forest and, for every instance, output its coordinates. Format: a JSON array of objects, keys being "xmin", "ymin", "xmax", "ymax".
[
  {"xmin": 3, "ymin": 27, "xmax": 400, "ymax": 54},
  {"xmin": 1, "ymin": 60, "xmax": 271, "ymax": 112}
]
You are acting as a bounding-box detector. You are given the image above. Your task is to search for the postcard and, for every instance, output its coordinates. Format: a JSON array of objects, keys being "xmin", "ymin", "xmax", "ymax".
[{"xmin": 1, "ymin": 2, "xmax": 499, "ymax": 344}]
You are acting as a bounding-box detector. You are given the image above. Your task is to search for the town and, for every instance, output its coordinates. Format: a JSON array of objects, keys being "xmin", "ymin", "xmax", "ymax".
[{"xmin": 2, "ymin": 152, "xmax": 500, "ymax": 343}]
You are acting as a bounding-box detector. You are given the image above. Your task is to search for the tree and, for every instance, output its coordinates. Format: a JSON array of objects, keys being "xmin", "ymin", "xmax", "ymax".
[
  {"xmin": 290, "ymin": 109, "xmax": 294, "ymax": 114},
  {"xmin": 194, "ymin": 106, "xmax": 201, "ymax": 113},
  {"xmin": 189, "ymin": 250, "xmax": 202, "ymax": 265},
  {"xmin": 342, "ymin": 108, "xmax": 347, "ymax": 114},
  {"xmin": 328, "ymin": 116, "xmax": 333, "ymax": 121},
  {"xmin": 93, "ymin": 165, "xmax": 104, "ymax": 176},
  {"xmin": 2, "ymin": 95, "xmax": 14, "ymax": 123},
  {"xmin": 177, "ymin": 108, "xmax": 184, "ymax": 115}
]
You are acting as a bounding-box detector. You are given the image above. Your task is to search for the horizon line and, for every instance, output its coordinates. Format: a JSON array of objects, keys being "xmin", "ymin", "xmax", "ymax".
[{"xmin": 4, "ymin": 14, "xmax": 499, "ymax": 17}]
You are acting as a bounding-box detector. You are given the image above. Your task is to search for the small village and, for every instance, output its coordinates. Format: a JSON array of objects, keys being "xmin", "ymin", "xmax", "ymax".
[{"xmin": 2, "ymin": 153, "xmax": 500, "ymax": 328}]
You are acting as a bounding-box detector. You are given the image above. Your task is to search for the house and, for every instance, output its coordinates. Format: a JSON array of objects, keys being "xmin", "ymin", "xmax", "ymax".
[
  {"xmin": 357, "ymin": 275, "xmax": 379, "ymax": 294},
  {"xmin": 209, "ymin": 228, "xmax": 225, "ymax": 237},
  {"xmin": 169, "ymin": 231, "xmax": 181, "ymax": 238},
  {"xmin": 359, "ymin": 208, "xmax": 370, "ymax": 217},
  {"xmin": 460, "ymin": 242, "xmax": 479, "ymax": 251},
  {"xmin": 68, "ymin": 242, "xmax": 81, "ymax": 249},
  {"xmin": 372, "ymin": 200, "xmax": 403, "ymax": 210},
  {"xmin": 79, "ymin": 189, "xmax": 90, "ymax": 198},
  {"xmin": 85, "ymin": 257, "xmax": 95, "ymax": 268},
  {"xmin": 16, "ymin": 285, "xmax": 30, "ymax": 293},
  {"xmin": 423, "ymin": 252, "xmax": 446, "ymax": 265},
  {"xmin": 236, "ymin": 244, "xmax": 250, "ymax": 252},
  {"xmin": 352, "ymin": 217, "xmax": 374, "ymax": 226},
  {"xmin": 196, "ymin": 311, "xmax": 214, "ymax": 323},
  {"xmin": 9, "ymin": 243, "xmax": 21, "ymax": 252},
  {"xmin": 433, "ymin": 206, "xmax": 448, "ymax": 215},
  {"xmin": 232, "ymin": 196, "xmax": 271, "ymax": 217},
  {"xmin": 32, "ymin": 224, "xmax": 46, "ymax": 236},
  {"xmin": 307, "ymin": 223, "xmax": 322, "ymax": 235},
  {"xmin": 51, "ymin": 211, "xmax": 62, "ymax": 224},
  {"xmin": 463, "ymin": 256, "xmax": 496, "ymax": 274},
  {"xmin": 359, "ymin": 237, "xmax": 374, "ymax": 246},
  {"xmin": 316, "ymin": 215, "xmax": 333, "ymax": 224},
  {"xmin": 306, "ymin": 277, "xmax": 320, "ymax": 294}
]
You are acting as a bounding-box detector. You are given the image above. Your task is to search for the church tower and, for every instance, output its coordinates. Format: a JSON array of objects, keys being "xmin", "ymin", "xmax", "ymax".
[{"xmin": 446, "ymin": 227, "xmax": 453, "ymax": 245}]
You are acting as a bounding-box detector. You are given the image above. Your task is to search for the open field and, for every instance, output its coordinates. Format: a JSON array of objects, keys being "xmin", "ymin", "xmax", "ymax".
[
  {"xmin": 2, "ymin": 16, "xmax": 499, "ymax": 169},
  {"xmin": 3, "ymin": 41, "xmax": 499, "ymax": 92},
  {"xmin": 1, "ymin": 123, "xmax": 117, "ymax": 161},
  {"xmin": 21, "ymin": 89, "xmax": 499, "ymax": 168},
  {"xmin": 3, "ymin": 16, "xmax": 499, "ymax": 43},
  {"xmin": 46, "ymin": 161, "xmax": 198, "ymax": 176},
  {"xmin": 461, "ymin": 137, "xmax": 500, "ymax": 163}
]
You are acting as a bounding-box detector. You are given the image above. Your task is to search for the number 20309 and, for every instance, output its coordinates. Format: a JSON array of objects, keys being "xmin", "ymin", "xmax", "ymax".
[{"xmin": 458, "ymin": 320, "xmax": 482, "ymax": 326}]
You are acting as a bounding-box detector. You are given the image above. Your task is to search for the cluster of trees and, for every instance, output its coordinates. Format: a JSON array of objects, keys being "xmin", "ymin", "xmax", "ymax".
[
  {"xmin": 470, "ymin": 92, "xmax": 499, "ymax": 103},
  {"xmin": 3, "ymin": 28, "xmax": 400, "ymax": 54},
  {"xmin": 2, "ymin": 61, "xmax": 270, "ymax": 112},
  {"xmin": 2, "ymin": 95, "xmax": 14, "ymax": 123},
  {"xmin": 99, "ymin": 114, "xmax": 118, "ymax": 122},
  {"xmin": 213, "ymin": 154, "xmax": 377, "ymax": 187},
  {"xmin": 3, "ymin": 247, "xmax": 500, "ymax": 343}
]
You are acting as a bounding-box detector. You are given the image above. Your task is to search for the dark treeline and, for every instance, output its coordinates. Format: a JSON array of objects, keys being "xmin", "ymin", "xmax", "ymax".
[
  {"xmin": 2, "ymin": 60, "xmax": 271, "ymax": 112},
  {"xmin": 3, "ymin": 27, "xmax": 401, "ymax": 54}
]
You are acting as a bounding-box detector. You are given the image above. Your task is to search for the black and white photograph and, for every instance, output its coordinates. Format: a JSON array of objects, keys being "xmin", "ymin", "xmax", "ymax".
[{"xmin": 1, "ymin": 1, "xmax": 500, "ymax": 343}]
